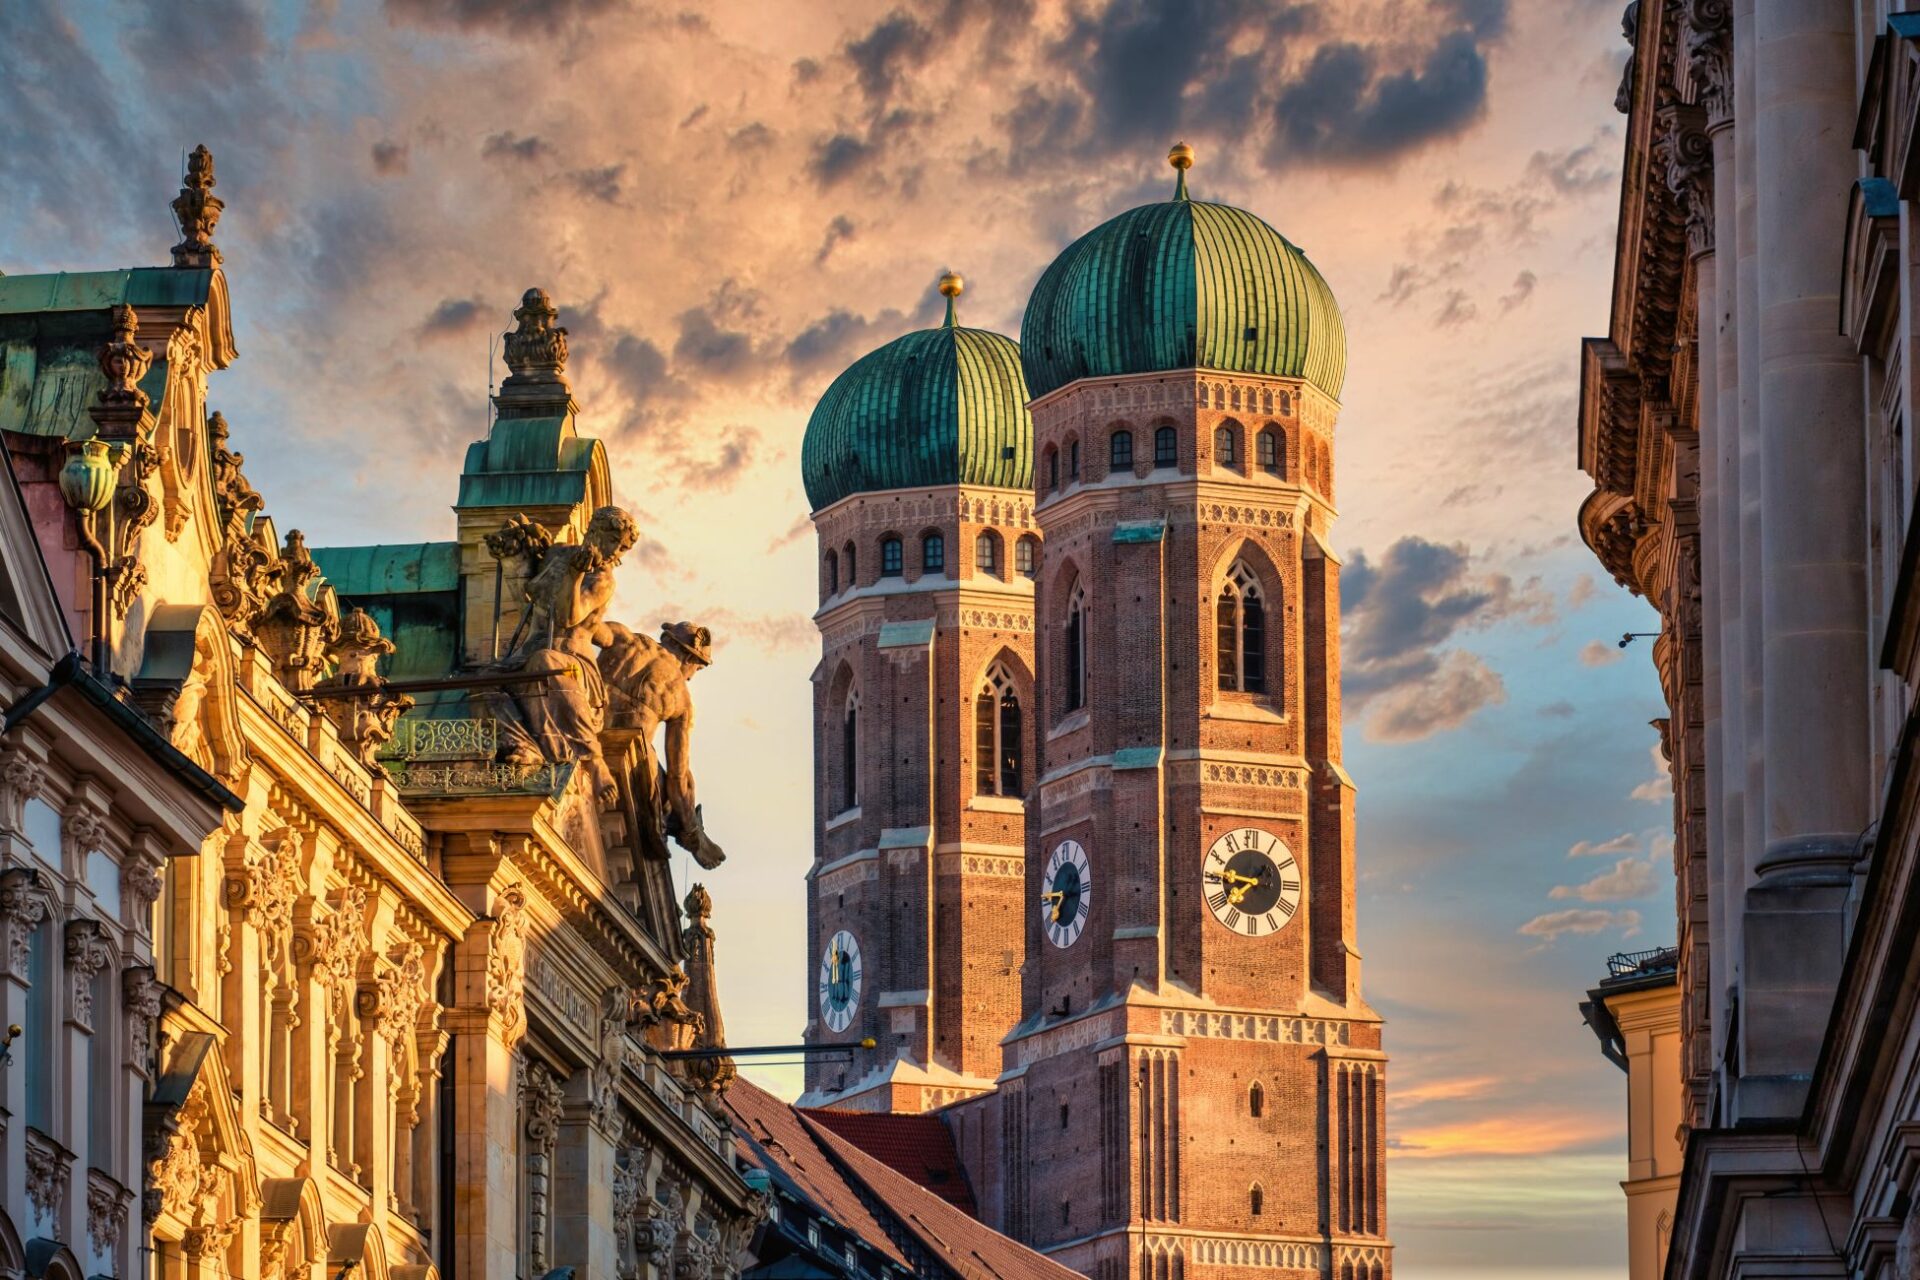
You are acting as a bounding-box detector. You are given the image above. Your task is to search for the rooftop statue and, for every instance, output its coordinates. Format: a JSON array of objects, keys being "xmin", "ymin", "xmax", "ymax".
[
  {"xmin": 489, "ymin": 504, "xmax": 639, "ymax": 805},
  {"xmin": 602, "ymin": 620, "xmax": 726, "ymax": 869}
]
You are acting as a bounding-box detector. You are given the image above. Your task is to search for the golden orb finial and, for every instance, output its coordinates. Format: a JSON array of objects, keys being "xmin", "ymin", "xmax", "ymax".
[
  {"xmin": 1169, "ymin": 141, "xmax": 1194, "ymax": 200},
  {"xmin": 939, "ymin": 270, "xmax": 964, "ymax": 326}
]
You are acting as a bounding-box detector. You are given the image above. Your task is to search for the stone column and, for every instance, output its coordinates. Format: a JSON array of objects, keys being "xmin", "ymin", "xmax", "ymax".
[
  {"xmin": 444, "ymin": 854, "xmax": 527, "ymax": 1280},
  {"xmin": 1743, "ymin": 0, "xmax": 1867, "ymax": 1122}
]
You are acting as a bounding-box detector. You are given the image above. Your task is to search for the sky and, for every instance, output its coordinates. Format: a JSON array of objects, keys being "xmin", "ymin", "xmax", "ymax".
[{"xmin": 1, "ymin": 0, "xmax": 1663, "ymax": 1273}]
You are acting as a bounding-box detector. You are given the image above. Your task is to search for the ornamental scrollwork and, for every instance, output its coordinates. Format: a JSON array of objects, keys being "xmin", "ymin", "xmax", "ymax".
[
  {"xmin": 487, "ymin": 882, "xmax": 528, "ymax": 1031},
  {"xmin": 65, "ymin": 919, "xmax": 113, "ymax": 1025}
]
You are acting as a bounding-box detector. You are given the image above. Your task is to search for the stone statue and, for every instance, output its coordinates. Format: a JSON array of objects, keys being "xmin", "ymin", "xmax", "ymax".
[
  {"xmin": 600, "ymin": 621, "xmax": 725, "ymax": 869},
  {"xmin": 490, "ymin": 505, "xmax": 640, "ymax": 804}
]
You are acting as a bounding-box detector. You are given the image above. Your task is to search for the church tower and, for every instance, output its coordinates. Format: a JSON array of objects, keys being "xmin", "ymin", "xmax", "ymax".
[
  {"xmin": 947, "ymin": 146, "xmax": 1390, "ymax": 1280},
  {"xmin": 798, "ymin": 274, "xmax": 1040, "ymax": 1112}
]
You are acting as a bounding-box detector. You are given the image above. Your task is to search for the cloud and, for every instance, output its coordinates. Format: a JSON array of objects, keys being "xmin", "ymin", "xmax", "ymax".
[
  {"xmin": 1630, "ymin": 742, "xmax": 1671, "ymax": 803},
  {"xmin": 1538, "ymin": 699, "xmax": 1575, "ymax": 719},
  {"xmin": 371, "ymin": 140, "xmax": 410, "ymax": 175},
  {"xmin": 1578, "ymin": 639, "xmax": 1622, "ymax": 667},
  {"xmin": 1566, "ymin": 573, "xmax": 1599, "ymax": 609},
  {"xmin": 767, "ymin": 513, "xmax": 814, "ymax": 553},
  {"xmin": 1361, "ymin": 649, "xmax": 1507, "ymax": 742},
  {"xmin": 1390, "ymin": 1109, "xmax": 1617, "ymax": 1159},
  {"xmin": 1270, "ymin": 29, "xmax": 1492, "ymax": 166},
  {"xmin": 1391, "ymin": 1074, "xmax": 1500, "ymax": 1107},
  {"xmin": 420, "ymin": 297, "xmax": 488, "ymax": 339},
  {"xmin": 482, "ymin": 131, "xmax": 551, "ymax": 163},
  {"xmin": 1526, "ymin": 134, "xmax": 1617, "ymax": 195},
  {"xmin": 1339, "ymin": 530, "xmax": 1563, "ymax": 739},
  {"xmin": 566, "ymin": 163, "xmax": 627, "ymax": 204},
  {"xmin": 1517, "ymin": 908, "xmax": 1642, "ymax": 942},
  {"xmin": 815, "ymin": 215, "xmax": 857, "ymax": 265},
  {"xmin": 386, "ymin": 0, "xmax": 622, "ymax": 35},
  {"xmin": 784, "ymin": 307, "xmax": 910, "ymax": 387},
  {"xmin": 1568, "ymin": 832, "xmax": 1638, "ymax": 859},
  {"xmin": 1498, "ymin": 269, "xmax": 1536, "ymax": 311},
  {"xmin": 1549, "ymin": 856, "xmax": 1656, "ymax": 902},
  {"xmin": 1433, "ymin": 288, "xmax": 1477, "ymax": 328},
  {"xmin": 677, "ymin": 426, "xmax": 759, "ymax": 492}
]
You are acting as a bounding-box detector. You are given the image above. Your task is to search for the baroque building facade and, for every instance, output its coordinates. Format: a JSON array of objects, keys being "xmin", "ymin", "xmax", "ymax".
[
  {"xmin": 1575, "ymin": 1, "xmax": 1920, "ymax": 1274},
  {"xmin": 799, "ymin": 151, "xmax": 1390, "ymax": 1280},
  {"xmin": 0, "ymin": 149, "xmax": 767, "ymax": 1280}
]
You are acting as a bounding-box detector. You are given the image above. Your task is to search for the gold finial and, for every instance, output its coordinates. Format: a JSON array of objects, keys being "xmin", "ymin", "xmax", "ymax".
[
  {"xmin": 939, "ymin": 270, "xmax": 963, "ymax": 326},
  {"xmin": 1169, "ymin": 141, "xmax": 1194, "ymax": 200}
]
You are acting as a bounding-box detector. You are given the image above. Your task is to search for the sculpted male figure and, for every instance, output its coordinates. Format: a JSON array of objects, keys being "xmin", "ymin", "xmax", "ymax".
[
  {"xmin": 600, "ymin": 621, "xmax": 726, "ymax": 868},
  {"xmin": 493, "ymin": 504, "xmax": 639, "ymax": 804}
]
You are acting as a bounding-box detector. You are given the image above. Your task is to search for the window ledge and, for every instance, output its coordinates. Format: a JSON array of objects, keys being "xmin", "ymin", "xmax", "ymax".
[
  {"xmin": 825, "ymin": 806, "xmax": 863, "ymax": 832},
  {"xmin": 1048, "ymin": 709, "xmax": 1091, "ymax": 741},
  {"xmin": 967, "ymin": 795, "xmax": 1026, "ymax": 815},
  {"xmin": 1207, "ymin": 700, "xmax": 1286, "ymax": 724}
]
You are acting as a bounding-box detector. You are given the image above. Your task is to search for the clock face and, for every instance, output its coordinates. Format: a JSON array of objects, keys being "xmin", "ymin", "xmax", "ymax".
[
  {"xmin": 817, "ymin": 930, "xmax": 863, "ymax": 1033},
  {"xmin": 1041, "ymin": 839, "xmax": 1092, "ymax": 949},
  {"xmin": 1203, "ymin": 827, "xmax": 1301, "ymax": 937}
]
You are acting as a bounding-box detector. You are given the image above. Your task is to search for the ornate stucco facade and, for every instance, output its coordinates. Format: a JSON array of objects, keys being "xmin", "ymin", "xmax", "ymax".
[
  {"xmin": 799, "ymin": 159, "xmax": 1389, "ymax": 1280},
  {"xmin": 0, "ymin": 150, "xmax": 764, "ymax": 1280},
  {"xmin": 1576, "ymin": 2, "xmax": 1920, "ymax": 1274}
]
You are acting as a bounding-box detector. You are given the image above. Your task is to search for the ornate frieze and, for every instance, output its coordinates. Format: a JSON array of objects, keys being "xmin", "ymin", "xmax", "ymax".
[
  {"xmin": 521, "ymin": 1057, "xmax": 567, "ymax": 1273},
  {"xmin": 487, "ymin": 883, "xmax": 529, "ymax": 1032},
  {"xmin": 1160, "ymin": 1008, "xmax": 1352, "ymax": 1045}
]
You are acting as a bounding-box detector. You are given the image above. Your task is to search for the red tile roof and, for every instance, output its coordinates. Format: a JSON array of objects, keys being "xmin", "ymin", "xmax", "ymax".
[
  {"xmin": 801, "ymin": 1109, "xmax": 978, "ymax": 1216},
  {"xmin": 725, "ymin": 1079, "xmax": 913, "ymax": 1270},
  {"xmin": 799, "ymin": 1115, "xmax": 1085, "ymax": 1280}
]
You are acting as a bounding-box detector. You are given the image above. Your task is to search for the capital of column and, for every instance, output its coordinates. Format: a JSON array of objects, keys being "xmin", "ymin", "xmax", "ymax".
[
  {"xmin": 1683, "ymin": 0, "xmax": 1733, "ymax": 133},
  {"xmin": 1656, "ymin": 103, "xmax": 1715, "ymax": 259}
]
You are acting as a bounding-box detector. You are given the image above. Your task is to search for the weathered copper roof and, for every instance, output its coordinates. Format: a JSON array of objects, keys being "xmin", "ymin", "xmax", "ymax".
[
  {"xmin": 800, "ymin": 323, "xmax": 1033, "ymax": 511},
  {"xmin": 0, "ymin": 268, "xmax": 212, "ymax": 315},
  {"xmin": 457, "ymin": 415, "xmax": 603, "ymax": 509},
  {"xmin": 1020, "ymin": 194, "xmax": 1346, "ymax": 401}
]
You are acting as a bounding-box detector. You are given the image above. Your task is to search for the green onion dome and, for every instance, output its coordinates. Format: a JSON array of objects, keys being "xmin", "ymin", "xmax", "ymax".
[
  {"xmin": 801, "ymin": 274, "xmax": 1034, "ymax": 512},
  {"xmin": 1020, "ymin": 145, "xmax": 1347, "ymax": 402}
]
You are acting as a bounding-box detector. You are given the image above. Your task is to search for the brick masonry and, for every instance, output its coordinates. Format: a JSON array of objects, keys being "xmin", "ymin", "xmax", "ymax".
[{"xmin": 803, "ymin": 372, "xmax": 1389, "ymax": 1279}]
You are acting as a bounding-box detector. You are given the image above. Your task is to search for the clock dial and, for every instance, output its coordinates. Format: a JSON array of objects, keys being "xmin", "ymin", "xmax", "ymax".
[
  {"xmin": 1203, "ymin": 827, "xmax": 1301, "ymax": 937},
  {"xmin": 817, "ymin": 929, "xmax": 863, "ymax": 1033},
  {"xmin": 1041, "ymin": 839, "xmax": 1093, "ymax": 949}
]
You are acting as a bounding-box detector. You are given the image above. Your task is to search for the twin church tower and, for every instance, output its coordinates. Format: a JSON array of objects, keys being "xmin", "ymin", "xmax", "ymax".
[{"xmin": 796, "ymin": 147, "xmax": 1390, "ymax": 1280}]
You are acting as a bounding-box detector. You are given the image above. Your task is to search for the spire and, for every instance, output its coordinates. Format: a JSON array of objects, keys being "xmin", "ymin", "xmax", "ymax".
[
  {"xmin": 939, "ymin": 270, "xmax": 964, "ymax": 328},
  {"xmin": 170, "ymin": 144, "xmax": 224, "ymax": 268},
  {"xmin": 1169, "ymin": 140, "xmax": 1195, "ymax": 201},
  {"xmin": 678, "ymin": 884, "xmax": 735, "ymax": 1096}
]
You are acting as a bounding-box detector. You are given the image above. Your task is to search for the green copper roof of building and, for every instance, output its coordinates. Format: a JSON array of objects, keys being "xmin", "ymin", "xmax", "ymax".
[
  {"xmin": 800, "ymin": 322, "xmax": 1033, "ymax": 511},
  {"xmin": 1020, "ymin": 193, "xmax": 1346, "ymax": 401},
  {"xmin": 0, "ymin": 268, "xmax": 213, "ymax": 316},
  {"xmin": 458, "ymin": 415, "xmax": 602, "ymax": 509}
]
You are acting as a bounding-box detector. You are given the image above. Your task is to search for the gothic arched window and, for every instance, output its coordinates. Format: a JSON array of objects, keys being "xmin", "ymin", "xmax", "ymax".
[
  {"xmin": 976, "ymin": 530, "xmax": 1001, "ymax": 576},
  {"xmin": 843, "ymin": 541, "xmax": 857, "ymax": 586},
  {"xmin": 1110, "ymin": 429, "xmax": 1133, "ymax": 471},
  {"xmin": 880, "ymin": 535, "xmax": 903, "ymax": 577},
  {"xmin": 1153, "ymin": 425, "xmax": 1178, "ymax": 469},
  {"xmin": 825, "ymin": 549, "xmax": 839, "ymax": 595},
  {"xmin": 1248, "ymin": 1080, "xmax": 1266, "ymax": 1118},
  {"xmin": 1215, "ymin": 425, "xmax": 1237, "ymax": 467},
  {"xmin": 1216, "ymin": 561, "xmax": 1267, "ymax": 695},
  {"xmin": 1258, "ymin": 428, "xmax": 1281, "ymax": 475},
  {"xmin": 1065, "ymin": 581, "xmax": 1088, "ymax": 713},
  {"xmin": 975, "ymin": 662, "xmax": 1024, "ymax": 797},
  {"xmin": 1069, "ymin": 437, "xmax": 1081, "ymax": 481},
  {"xmin": 841, "ymin": 688, "xmax": 861, "ymax": 812},
  {"xmin": 1045, "ymin": 446, "xmax": 1060, "ymax": 492},
  {"xmin": 1250, "ymin": 1183, "xmax": 1264, "ymax": 1217},
  {"xmin": 922, "ymin": 532, "xmax": 945, "ymax": 573},
  {"xmin": 1016, "ymin": 534, "xmax": 1038, "ymax": 579}
]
